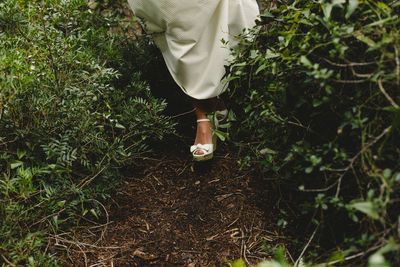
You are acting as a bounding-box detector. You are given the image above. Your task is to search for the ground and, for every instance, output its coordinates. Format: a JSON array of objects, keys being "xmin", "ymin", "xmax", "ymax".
[{"xmin": 65, "ymin": 117, "xmax": 287, "ymax": 266}]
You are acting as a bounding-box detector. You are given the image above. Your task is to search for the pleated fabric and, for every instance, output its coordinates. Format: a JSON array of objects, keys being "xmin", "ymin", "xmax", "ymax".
[{"xmin": 128, "ymin": 0, "xmax": 259, "ymax": 99}]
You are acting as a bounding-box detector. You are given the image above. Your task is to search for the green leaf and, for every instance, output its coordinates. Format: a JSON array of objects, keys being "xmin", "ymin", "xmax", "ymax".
[
  {"xmin": 232, "ymin": 259, "xmax": 246, "ymax": 267},
  {"xmin": 322, "ymin": 0, "xmax": 346, "ymax": 19},
  {"xmin": 17, "ymin": 149, "xmax": 26, "ymax": 159},
  {"xmin": 90, "ymin": 208, "xmax": 99, "ymax": 219},
  {"xmin": 28, "ymin": 256, "xmax": 35, "ymax": 267},
  {"xmin": 349, "ymin": 201, "xmax": 379, "ymax": 220},
  {"xmin": 259, "ymin": 147, "xmax": 278, "ymax": 155},
  {"xmin": 310, "ymin": 155, "xmax": 322, "ymax": 166},
  {"xmin": 256, "ymin": 260, "xmax": 288, "ymax": 267},
  {"xmin": 376, "ymin": 239, "xmax": 400, "ymax": 254},
  {"xmin": 227, "ymin": 110, "xmax": 237, "ymax": 122},
  {"xmin": 255, "ymin": 64, "xmax": 267, "ymax": 75},
  {"xmin": 328, "ymin": 250, "xmax": 346, "ymax": 263},
  {"xmin": 305, "ymin": 166, "xmax": 313, "ymax": 174},
  {"xmin": 115, "ymin": 122, "xmax": 126, "ymax": 129},
  {"xmin": 376, "ymin": 2, "xmax": 390, "ymax": 11},
  {"xmin": 11, "ymin": 161, "xmax": 23, "ymax": 169},
  {"xmin": 261, "ymin": 10, "xmax": 274, "ymax": 19},
  {"xmin": 383, "ymin": 169, "xmax": 391, "ymax": 179},
  {"xmin": 213, "ymin": 129, "xmax": 227, "ymax": 141},
  {"xmin": 218, "ymin": 122, "xmax": 231, "ymax": 129},
  {"xmin": 368, "ymin": 253, "xmax": 390, "ymax": 267},
  {"xmin": 48, "ymin": 164, "xmax": 57, "ymax": 169},
  {"xmin": 346, "ymin": 0, "xmax": 358, "ymax": 19},
  {"xmin": 300, "ymin": 55, "xmax": 312, "ymax": 67},
  {"xmin": 322, "ymin": 4, "xmax": 333, "ymax": 20},
  {"xmin": 265, "ymin": 49, "xmax": 280, "ymax": 59},
  {"xmin": 355, "ymin": 33, "xmax": 376, "ymax": 47},
  {"xmin": 392, "ymin": 1, "xmax": 400, "ymax": 7},
  {"xmin": 250, "ymin": 50, "xmax": 259, "ymax": 59}
]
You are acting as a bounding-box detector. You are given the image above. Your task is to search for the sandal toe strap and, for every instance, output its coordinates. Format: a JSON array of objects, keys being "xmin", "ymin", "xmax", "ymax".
[{"xmin": 190, "ymin": 144, "xmax": 213, "ymax": 154}]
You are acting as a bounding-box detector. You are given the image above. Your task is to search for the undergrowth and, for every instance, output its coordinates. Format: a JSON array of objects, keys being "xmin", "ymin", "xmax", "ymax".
[
  {"xmin": 228, "ymin": 0, "xmax": 400, "ymax": 266},
  {"xmin": 2, "ymin": 0, "xmax": 399, "ymax": 265},
  {"xmin": 0, "ymin": 0, "xmax": 175, "ymax": 265}
]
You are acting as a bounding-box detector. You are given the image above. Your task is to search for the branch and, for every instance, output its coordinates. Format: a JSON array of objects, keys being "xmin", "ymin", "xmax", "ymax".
[
  {"xmin": 378, "ymin": 79, "xmax": 399, "ymax": 109},
  {"xmin": 48, "ymin": 234, "xmax": 123, "ymax": 249},
  {"xmin": 395, "ymin": 46, "xmax": 400, "ymax": 87},
  {"xmin": 294, "ymin": 225, "xmax": 319, "ymax": 267},
  {"xmin": 335, "ymin": 125, "xmax": 392, "ymax": 197},
  {"xmin": 350, "ymin": 65, "xmax": 374, "ymax": 78},
  {"xmin": 300, "ymin": 180, "xmax": 338, "ymax": 192},
  {"xmin": 322, "ymin": 57, "xmax": 377, "ymax": 67},
  {"xmin": 78, "ymin": 166, "xmax": 106, "ymax": 189},
  {"xmin": 326, "ymin": 242, "xmax": 385, "ymax": 265},
  {"xmin": 333, "ymin": 79, "xmax": 367, "ymax": 84}
]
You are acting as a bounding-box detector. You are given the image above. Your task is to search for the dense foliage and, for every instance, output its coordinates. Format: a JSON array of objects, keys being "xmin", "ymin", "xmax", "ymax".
[
  {"xmin": 1, "ymin": 0, "xmax": 399, "ymax": 265},
  {"xmin": 0, "ymin": 0, "xmax": 175, "ymax": 264},
  {"xmin": 228, "ymin": 0, "xmax": 399, "ymax": 265}
]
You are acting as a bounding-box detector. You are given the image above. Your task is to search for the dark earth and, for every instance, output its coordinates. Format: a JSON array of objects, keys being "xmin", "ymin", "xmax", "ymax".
[{"xmin": 64, "ymin": 115, "xmax": 289, "ymax": 266}]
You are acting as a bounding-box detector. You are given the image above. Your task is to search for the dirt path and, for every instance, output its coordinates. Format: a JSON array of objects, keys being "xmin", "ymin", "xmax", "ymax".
[{"xmin": 67, "ymin": 119, "xmax": 283, "ymax": 266}]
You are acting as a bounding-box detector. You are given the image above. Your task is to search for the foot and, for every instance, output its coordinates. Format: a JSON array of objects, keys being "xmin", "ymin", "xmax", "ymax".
[{"xmin": 193, "ymin": 120, "xmax": 213, "ymax": 155}]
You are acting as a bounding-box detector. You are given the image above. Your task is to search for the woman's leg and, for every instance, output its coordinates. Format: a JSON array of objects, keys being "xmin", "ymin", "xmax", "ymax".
[
  {"xmin": 191, "ymin": 99, "xmax": 214, "ymax": 155},
  {"xmin": 191, "ymin": 97, "xmax": 227, "ymax": 155}
]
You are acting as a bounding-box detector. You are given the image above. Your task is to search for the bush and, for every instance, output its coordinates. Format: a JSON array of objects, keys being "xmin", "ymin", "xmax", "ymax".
[
  {"xmin": 228, "ymin": 0, "xmax": 400, "ymax": 265},
  {"xmin": 0, "ymin": 0, "xmax": 175, "ymax": 264}
]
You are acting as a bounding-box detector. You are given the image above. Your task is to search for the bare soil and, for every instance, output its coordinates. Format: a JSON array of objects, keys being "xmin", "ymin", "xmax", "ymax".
[
  {"xmin": 66, "ymin": 117, "xmax": 287, "ymax": 266},
  {"xmin": 65, "ymin": 4, "xmax": 286, "ymax": 264}
]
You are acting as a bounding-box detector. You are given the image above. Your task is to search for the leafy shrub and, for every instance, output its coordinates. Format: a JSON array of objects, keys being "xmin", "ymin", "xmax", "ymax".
[
  {"xmin": 228, "ymin": 0, "xmax": 400, "ymax": 265},
  {"xmin": 0, "ymin": 0, "xmax": 175, "ymax": 264}
]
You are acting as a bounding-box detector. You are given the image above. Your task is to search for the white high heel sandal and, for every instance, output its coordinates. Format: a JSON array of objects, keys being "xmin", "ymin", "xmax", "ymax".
[{"xmin": 190, "ymin": 118, "xmax": 217, "ymax": 161}]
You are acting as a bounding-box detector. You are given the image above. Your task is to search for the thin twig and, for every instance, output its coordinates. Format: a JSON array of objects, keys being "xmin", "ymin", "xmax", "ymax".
[
  {"xmin": 326, "ymin": 243, "xmax": 385, "ymax": 265},
  {"xmin": 333, "ymin": 79, "xmax": 367, "ymax": 84},
  {"xmin": 86, "ymin": 221, "xmax": 115, "ymax": 230},
  {"xmin": 327, "ymin": 252, "xmax": 365, "ymax": 266},
  {"xmin": 322, "ymin": 58, "xmax": 377, "ymax": 67},
  {"xmin": 286, "ymin": 248, "xmax": 295, "ymax": 264},
  {"xmin": 89, "ymin": 254, "xmax": 118, "ymax": 267},
  {"xmin": 90, "ymin": 199, "xmax": 110, "ymax": 244},
  {"xmin": 350, "ymin": 66, "xmax": 374, "ymax": 78},
  {"xmin": 29, "ymin": 208, "xmax": 66, "ymax": 228},
  {"xmin": 300, "ymin": 180, "xmax": 338, "ymax": 192},
  {"xmin": 294, "ymin": 225, "xmax": 319, "ymax": 267},
  {"xmin": 74, "ymin": 240, "xmax": 88, "ymax": 267},
  {"xmin": 241, "ymin": 229, "xmax": 250, "ymax": 266},
  {"xmin": 49, "ymin": 235, "xmax": 124, "ymax": 249},
  {"xmin": 378, "ymin": 79, "xmax": 399, "ymax": 109},
  {"xmin": 1, "ymin": 255, "xmax": 16, "ymax": 267},
  {"xmin": 335, "ymin": 125, "xmax": 392, "ymax": 197},
  {"xmin": 395, "ymin": 46, "xmax": 400, "ymax": 87},
  {"xmin": 79, "ymin": 167, "xmax": 106, "ymax": 189},
  {"xmin": 170, "ymin": 108, "xmax": 196, "ymax": 119}
]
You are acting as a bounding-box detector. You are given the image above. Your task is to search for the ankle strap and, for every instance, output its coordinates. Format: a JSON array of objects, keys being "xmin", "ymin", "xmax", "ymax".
[{"xmin": 197, "ymin": 119, "xmax": 210, "ymax": 123}]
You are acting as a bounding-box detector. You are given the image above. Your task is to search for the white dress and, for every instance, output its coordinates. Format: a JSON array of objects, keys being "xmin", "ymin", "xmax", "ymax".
[{"xmin": 127, "ymin": 0, "xmax": 259, "ymax": 99}]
